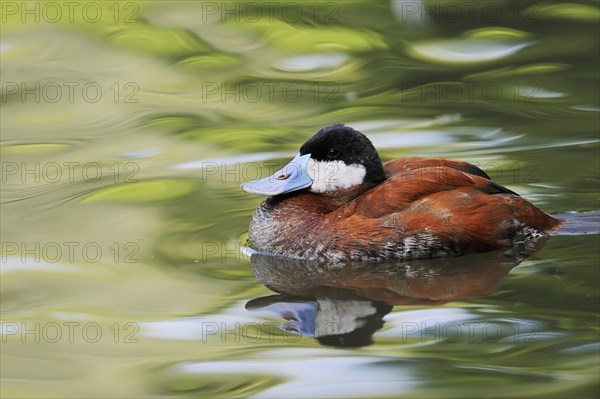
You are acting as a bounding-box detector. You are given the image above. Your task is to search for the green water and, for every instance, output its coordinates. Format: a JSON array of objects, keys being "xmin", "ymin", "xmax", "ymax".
[{"xmin": 1, "ymin": 1, "xmax": 599, "ymax": 398}]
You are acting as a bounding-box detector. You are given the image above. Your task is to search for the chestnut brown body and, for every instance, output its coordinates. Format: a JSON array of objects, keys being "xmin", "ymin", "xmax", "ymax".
[{"xmin": 248, "ymin": 157, "xmax": 560, "ymax": 262}]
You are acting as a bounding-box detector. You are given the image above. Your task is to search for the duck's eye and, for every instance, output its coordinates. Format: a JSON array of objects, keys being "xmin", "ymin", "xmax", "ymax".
[{"xmin": 328, "ymin": 148, "xmax": 339, "ymax": 159}]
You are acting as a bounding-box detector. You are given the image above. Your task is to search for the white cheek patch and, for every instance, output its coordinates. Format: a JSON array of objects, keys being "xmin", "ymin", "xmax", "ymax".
[{"xmin": 307, "ymin": 159, "xmax": 366, "ymax": 193}]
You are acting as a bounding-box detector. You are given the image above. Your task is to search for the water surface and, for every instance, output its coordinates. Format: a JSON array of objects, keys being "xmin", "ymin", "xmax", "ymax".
[{"xmin": 1, "ymin": 1, "xmax": 599, "ymax": 398}]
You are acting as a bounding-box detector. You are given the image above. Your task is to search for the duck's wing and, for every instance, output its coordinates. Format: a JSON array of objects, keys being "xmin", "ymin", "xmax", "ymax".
[
  {"xmin": 325, "ymin": 163, "xmax": 559, "ymax": 258},
  {"xmin": 383, "ymin": 157, "xmax": 491, "ymax": 179},
  {"xmin": 345, "ymin": 162, "xmax": 515, "ymax": 218}
]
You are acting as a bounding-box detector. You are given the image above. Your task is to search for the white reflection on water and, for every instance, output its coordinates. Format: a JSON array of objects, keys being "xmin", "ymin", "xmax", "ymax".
[
  {"xmin": 562, "ymin": 343, "xmax": 600, "ymax": 354},
  {"xmin": 377, "ymin": 307, "xmax": 477, "ymax": 339},
  {"xmin": 0, "ymin": 41, "xmax": 15, "ymax": 53},
  {"xmin": 274, "ymin": 53, "xmax": 349, "ymax": 72},
  {"xmin": 168, "ymin": 152, "xmax": 290, "ymax": 171},
  {"xmin": 458, "ymin": 138, "xmax": 600, "ymax": 156},
  {"xmin": 172, "ymin": 349, "xmax": 417, "ymax": 398},
  {"xmin": 570, "ymin": 105, "xmax": 600, "ymax": 112},
  {"xmin": 139, "ymin": 300, "xmax": 258, "ymax": 340},
  {"xmin": 520, "ymin": 88, "xmax": 566, "ymax": 99},
  {"xmin": 0, "ymin": 257, "xmax": 81, "ymax": 275},
  {"xmin": 411, "ymin": 40, "xmax": 530, "ymax": 63},
  {"xmin": 349, "ymin": 114, "xmax": 461, "ymax": 132},
  {"xmin": 119, "ymin": 147, "xmax": 163, "ymax": 159},
  {"xmin": 380, "ymin": 309, "xmax": 572, "ymax": 347},
  {"xmin": 140, "ymin": 314, "xmax": 260, "ymax": 340},
  {"xmin": 370, "ymin": 130, "xmax": 453, "ymax": 148}
]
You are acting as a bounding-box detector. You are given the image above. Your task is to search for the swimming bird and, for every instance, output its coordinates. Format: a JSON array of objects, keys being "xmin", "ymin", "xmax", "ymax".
[{"xmin": 241, "ymin": 124, "xmax": 560, "ymax": 262}]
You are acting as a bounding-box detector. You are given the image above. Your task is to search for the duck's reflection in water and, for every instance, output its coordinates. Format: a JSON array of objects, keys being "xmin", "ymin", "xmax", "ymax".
[{"xmin": 246, "ymin": 242, "xmax": 545, "ymax": 347}]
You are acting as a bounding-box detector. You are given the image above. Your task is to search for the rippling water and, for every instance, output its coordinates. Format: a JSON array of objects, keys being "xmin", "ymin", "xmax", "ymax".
[{"xmin": 1, "ymin": 1, "xmax": 599, "ymax": 398}]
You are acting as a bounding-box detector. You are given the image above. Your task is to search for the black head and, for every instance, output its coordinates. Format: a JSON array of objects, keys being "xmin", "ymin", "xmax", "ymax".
[{"xmin": 299, "ymin": 124, "xmax": 386, "ymax": 186}]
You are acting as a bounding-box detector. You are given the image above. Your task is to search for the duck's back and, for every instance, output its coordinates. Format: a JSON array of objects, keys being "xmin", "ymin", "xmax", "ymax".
[
  {"xmin": 325, "ymin": 158, "xmax": 560, "ymax": 260},
  {"xmin": 383, "ymin": 157, "xmax": 492, "ymax": 180}
]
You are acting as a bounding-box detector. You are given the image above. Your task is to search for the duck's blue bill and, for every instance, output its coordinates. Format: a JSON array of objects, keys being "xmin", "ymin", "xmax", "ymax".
[{"xmin": 241, "ymin": 153, "xmax": 312, "ymax": 196}]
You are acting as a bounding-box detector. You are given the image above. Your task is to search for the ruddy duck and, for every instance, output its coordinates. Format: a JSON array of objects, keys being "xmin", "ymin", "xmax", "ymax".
[{"xmin": 241, "ymin": 124, "xmax": 560, "ymax": 262}]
